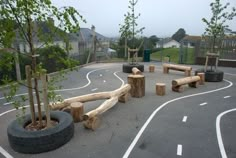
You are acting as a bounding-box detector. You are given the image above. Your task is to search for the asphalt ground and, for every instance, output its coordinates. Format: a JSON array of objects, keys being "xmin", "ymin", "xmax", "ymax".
[{"xmin": 0, "ymin": 62, "xmax": 235, "ymax": 158}]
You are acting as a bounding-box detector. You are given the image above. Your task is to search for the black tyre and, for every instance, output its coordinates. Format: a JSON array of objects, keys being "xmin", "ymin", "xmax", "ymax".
[
  {"xmin": 122, "ymin": 64, "xmax": 144, "ymax": 73},
  {"xmin": 195, "ymin": 69, "xmax": 224, "ymax": 82},
  {"xmin": 7, "ymin": 111, "xmax": 74, "ymax": 154}
]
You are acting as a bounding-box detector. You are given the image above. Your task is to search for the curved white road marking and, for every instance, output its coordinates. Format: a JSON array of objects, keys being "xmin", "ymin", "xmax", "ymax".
[
  {"xmin": 216, "ymin": 108, "xmax": 236, "ymax": 158},
  {"xmin": 0, "ymin": 68, "xmax": 105, "ymax": 100},
  {"xmin": 200, "ymin": 102, "xmax": 208, "ymax": 106},
  {"xmin": 114, "ymin": 71, "xmax": 125, "ymax": 87},
  {"xmin": 123, "ymin": 79, "xmax": 233, "ymax": 158},
  {"xmin": 0, "ymin": 146, "xmax": 13, "ymax": 158},
  {"xmin": 223, "ymin": 96, "xmax": 231, "ymax": 99}
]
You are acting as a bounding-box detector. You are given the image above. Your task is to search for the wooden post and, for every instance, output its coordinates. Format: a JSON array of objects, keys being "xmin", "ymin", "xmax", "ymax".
[
  {"xmin": 163, "ymin": 65, "xmax": 169, "ymax": 74},
  {"xmin": 156, "ymin": 83, "xmax": 166, "ymax": 96},
  {"xmin": 128, "ymin": 74, "xmax": 145, "ymax": 98},
  {"xmin": 197, "ymin": 73, "xmax": 205, "ymax": 85},
  {"xmin": 40, "ymin": 70, "xmax": 51, "ymax": 128},
  {"xmin": 25, "ymin": 65, "xmax": 36, "ymax": 125},
  {"xmin": 185, "ymin": 70, "xmax": 191, "ymax": 76},
  {"xmin": 83, "ymin": 116, "xmax": 101, "ymax": 130},
  {"xmin": 118, "ymin": 93, "xmax": 130, "ymax": 103},
  {"xmin": 149, "ymin": 65, "xmax": 155, "ymax": 72},
  {"xmin": 70, "ymin": 102, "xmax": 84, "ymax": 122}
]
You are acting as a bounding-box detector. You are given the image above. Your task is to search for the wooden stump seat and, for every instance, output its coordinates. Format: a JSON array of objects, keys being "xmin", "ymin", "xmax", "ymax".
[
  {"xmin": 197, "ymin": 72, "xmax": 205, "ymax": 85},
  {"xmin": 149, "ymin": 65, "xmax": 155, "ymax": 72},
  {"xmin": 156, "ymin": 83, "xmax": 166, "ymax": 96},
  {"xmin": 163, "ymin": 63, "xmax": 192, "ymax": 76},
  {"xmin": 128, "ymin": 74, "xmax": 145, "ymax": 98},
  {"xmin": 172, "ymin": 76, "xmax": 200, "ymax": 92}
]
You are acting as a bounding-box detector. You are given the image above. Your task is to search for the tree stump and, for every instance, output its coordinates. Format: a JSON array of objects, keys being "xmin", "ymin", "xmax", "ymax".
[
  {"xmin": 149, "ymin": 65, "xmax": 155, "ymax": 72},
  {"xmin": 197, "ymin": 73, "xmax": 205, "ymax": 85},
  {"xmin": 163, "ymin": 66, "xmax": 169, "ymax": 74},
  {"xmin": 128, "ymin": 74, "xmax": 145, "ymax": 98},
  {"xmin": 70, "ymin": 102, "xmax": 84, "ymax": 122},
  {"xmin": 156, "ymin": 83, "xmax": 166, "ymax": 96}
]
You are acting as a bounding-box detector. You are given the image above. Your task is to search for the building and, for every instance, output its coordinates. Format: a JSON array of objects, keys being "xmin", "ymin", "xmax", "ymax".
[{"xmin": 156, "ymin": 38, "xmax": 180, "ymax": 48}]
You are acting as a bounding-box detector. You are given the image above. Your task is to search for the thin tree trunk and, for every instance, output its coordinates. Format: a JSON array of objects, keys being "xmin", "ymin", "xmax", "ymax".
[{"xmin": 27, "ymin": 15, "xmax": 43, "ymax": 128}]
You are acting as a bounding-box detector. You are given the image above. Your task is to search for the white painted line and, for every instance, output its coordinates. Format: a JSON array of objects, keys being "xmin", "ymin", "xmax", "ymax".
[
  {"xmin": 0, "ymin": 68, "xmax": 106, "ymax": 100},
  {"xmin": 182, "ymin": 116, "xmax": 187, "ymax": 122},
  {"xmin": 3, "ymin": 102, "xmax": 13, "ymax": 106},
  {"xmin": 223, "ymin": 96, "xmax": 231, "ymax": 99},
  {"xmin": 216, "ymin": 108, "xmax": 236, "ymax": 158},
  {"xmin": 103, "ymin": 80, "xmax": 106, "ymax": 83},
  {"xmin": 200, "ymin": 102, "xmax": 207, "ymax": 106},
  {"xmin": 99, "ymin": 74, "xmax": 103, "ymax": 77},
  {"xmin": 91, "ymin": 88, "xmax": 98, "ymax": 92},
  {"xmin": 122, "ymin": 79, "xmax": 233, "ymax": 158},
  {"xmin": 114, "ymin": 71, "xmax": 125, "ymax": 87},
  {"xmin": 0, "ymin": 146, "xmax": 13, "ymax": 158},
  {"xmin": 177, "ymin": 144, "xmax": 182, "ymax": 156}
]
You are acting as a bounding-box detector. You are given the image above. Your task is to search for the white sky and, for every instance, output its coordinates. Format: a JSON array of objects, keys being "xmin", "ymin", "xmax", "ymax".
[{"xmin": 52, "ymin": 0, "xmax": 236, "ymax": 37}]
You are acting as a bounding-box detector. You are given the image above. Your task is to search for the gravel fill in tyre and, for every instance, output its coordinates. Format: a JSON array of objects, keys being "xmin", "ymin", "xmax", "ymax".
[
  {"xmin": 7, "ymin": 111, "xmax": 74, "ymax": 154},
  {"xmin": 122, "ymin": 64, "xmax": 144, "ymax": 73},
  {"xmin": 195, "ymin": 69, "xmax": 224, "ymax": 82}
]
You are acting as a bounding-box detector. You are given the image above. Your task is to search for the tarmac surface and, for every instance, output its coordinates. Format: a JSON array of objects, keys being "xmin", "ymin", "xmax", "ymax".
[{"xmin": 0, "ymin": 62, "xmax": 236, "ymax": 158}]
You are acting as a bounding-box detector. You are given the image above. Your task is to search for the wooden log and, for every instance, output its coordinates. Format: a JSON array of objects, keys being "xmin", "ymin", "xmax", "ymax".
[
  {"xmin": 118, "ymin": 93, "xmax": 130, "ymax": 103},
  {"xmin": 83, "ymin": 96, "xmax": 118, "ymax": 121},
  {"xmin": 128, "ymin": 74, "xmax": 145, "ymax": 98},
  {"xmin": 83, "ymin": 116, "xmax": 101, "ymax": 130},
  {"xmin": 149, "ymin": 65, "xmax": 155, "ymax": 72},
  {"xmin": 156, "ymin": 83, "xmax": 166, "ymax": 96},
  {"xmin": 70, "ymin": 102, "xmax": 84, "ymax": 122},
  {"xmin": 188, "ymin": 81, "xmax": 199, "ymax": 88},
  {"xmin": 132, "ymin": 67, "xmax": 142, "ymax": 75},
  {"xmin": 185, "ymin": 70, "xmax": 192, "ymax": 76},
  {"xmin": 172, "ymin": 76, "xmax": 200, "ymax": 86},
  {"xmin": 50, "ymin": 84, "xmax": 131, "ymax": 110},
  {"xmin": 197, "ymin": 73, "xmax": 205, "ymax": 85},
  {"xmin": 172, "ymin": 85, "xmax": 184, "ymax": 92}
]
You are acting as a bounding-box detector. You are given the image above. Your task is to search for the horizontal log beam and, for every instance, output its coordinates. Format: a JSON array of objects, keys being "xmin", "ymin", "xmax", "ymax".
[{"xmin": 172, "ymin": 76, "xmax": 200, "ymax": 86}]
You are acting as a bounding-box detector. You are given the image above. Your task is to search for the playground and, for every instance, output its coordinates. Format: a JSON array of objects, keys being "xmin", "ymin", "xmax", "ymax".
[{"xmin": 0, "ymin": 62, "xmax": 236, "ymax": 158}]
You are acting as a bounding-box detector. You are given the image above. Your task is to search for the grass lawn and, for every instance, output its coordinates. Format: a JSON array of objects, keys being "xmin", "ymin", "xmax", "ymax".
[{"xmin": 151, "ymin": 48, "xmax": 195, "ymax": 64}]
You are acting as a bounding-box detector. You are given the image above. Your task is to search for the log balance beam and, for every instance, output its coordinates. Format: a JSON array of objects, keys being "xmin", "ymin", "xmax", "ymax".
[
  {"xmin": 172, "ymin": 76, "xmax": 200, "ymax": 92},
  {"xmin": 50, "ymin": 84, "xmax": 131, "ymax": 130},
  {"xmin": 163, "ymin": 63, "xmax": 192, "ymax": 76}
]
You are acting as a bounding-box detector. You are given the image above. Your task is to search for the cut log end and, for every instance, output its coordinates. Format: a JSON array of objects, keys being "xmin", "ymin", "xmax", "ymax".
[
  {"xmin": 83, "ymin": 116, "xmax": 101, "ymax": 130},
  {"xmin": 70, "ymin": 102, "xmax": 84, "ymax": 123},
  {"xmin": 149, "ymin": 65, "xmax": 155, "ymax": 72},
  {"xmin": 156, "ymin": 83, "xmax": 166, "ymax": 96},
  {"xmin": 132, "ymin": 67, "xmax": 142, "ymax": 75}
]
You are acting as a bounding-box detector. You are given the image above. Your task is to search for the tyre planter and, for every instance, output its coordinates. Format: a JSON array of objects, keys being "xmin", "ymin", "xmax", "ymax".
[
  {"xmin": 122, "ymin": 64, "xmax": 144, "ymax": 73},
  {"xmin": 7, "ymin": 111, "xmax": 74, "ymax": 154},
  {"xmin": 195, "ymin": 69, "xmax": 224, "ymax": 82}
]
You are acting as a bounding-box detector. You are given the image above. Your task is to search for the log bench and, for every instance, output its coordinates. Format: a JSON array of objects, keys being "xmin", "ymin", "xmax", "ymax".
[
  {"xmin": 163, "ymin": 64, "xmax": 192, "ymax": 76},
  {"xmin": 172, "ymin": 76, "xmax": 200, "ymax": 92}
]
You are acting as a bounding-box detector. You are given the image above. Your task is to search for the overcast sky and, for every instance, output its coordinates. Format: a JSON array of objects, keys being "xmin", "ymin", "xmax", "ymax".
[{"xmin": 52, "ymin": 0, "xmax": 236, "ymax": 38}]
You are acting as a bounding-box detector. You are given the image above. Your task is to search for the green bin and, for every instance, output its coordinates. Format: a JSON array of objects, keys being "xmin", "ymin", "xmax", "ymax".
[{"xmin": 143, "ymin": 49, "xmax": 150, "ymax": 62}]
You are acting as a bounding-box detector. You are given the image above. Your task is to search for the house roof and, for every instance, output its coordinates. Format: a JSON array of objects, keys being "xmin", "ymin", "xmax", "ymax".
[
  {"xmin": 181, "ymin": 35, "xmax": 202, "ymax": 42},
  {"xmin": 76, "ymin": 28, "xmax": 109, "ymax": 42}
]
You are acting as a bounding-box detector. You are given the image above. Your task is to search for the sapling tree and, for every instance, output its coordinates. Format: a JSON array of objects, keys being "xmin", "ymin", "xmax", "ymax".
[
  {"xmin": 0, "ymin": 0, "xmax": 85, "ymax": 129},
  {"xmin": 202, "ymin": 0, "xmax": 236, "ymax": 53},
  {"xmin": 119, "ymin": 0, "xmax": 145, "ymax": 62}
]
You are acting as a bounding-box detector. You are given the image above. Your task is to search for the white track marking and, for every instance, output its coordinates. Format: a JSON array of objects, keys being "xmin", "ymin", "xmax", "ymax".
[
  {"xmin": 103, "ymin": 80, "xmax": 106, "ymax": 83},
  {"xmin": 216, "ymin": 108, "xmax": 236, "ymax": 158},
  {"xmin": 223, "ymin": 96, "xmax": 231, "ymax": 99},
  {"xmin": 122, "ymin": 79, "xmax": 233, "ymax": 158},
  {"xmin": 0, "ymin": 146, "xmax": 13, "ymax": 158},
  {"xmin": 99, "ymin": 74, "xmax": 103, "ymax": 77},
  {"xmin": 200, "ymin": 102, "xmax": 208, "ymax": 106},
  {"xmin": 177, "ymin": 144, "xmax": 183, "ymax": 156},
  {"xmin": 182, "ymin": 116, "xmax": 188, "ymax": 122},
  {"xmin": 0, "ymin": 68, "xmax": 105, "ymax": 100},
  {"xmin": 3, "ymin": 102, "xmax": 13, "ymax": 106},
  {"xmin": 225, "ymin": 73, "xmax": 236, "ymax": 76},
  {"xmin": 91, "ymin": 88, "xmax": 98, "ymax": 92},
  {"xmin": 114, "ymin": 71, "xmax": 125, "ymax": 87}
]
